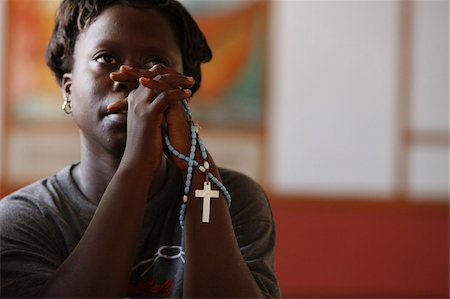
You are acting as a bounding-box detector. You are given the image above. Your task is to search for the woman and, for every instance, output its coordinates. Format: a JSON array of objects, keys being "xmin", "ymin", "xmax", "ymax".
[{"xmin": 0, "ymin": 0, "xmax": 280, "ymax": 297}]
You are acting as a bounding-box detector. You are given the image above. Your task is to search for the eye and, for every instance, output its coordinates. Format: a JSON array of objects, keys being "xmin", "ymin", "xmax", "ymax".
[
  {"xmin": 145, "ymin": 58, "xmax": 169, "ymax": 69},
  {"xmin": 95, "ymin": 53, "xmax": 117, "ymax": 64}
]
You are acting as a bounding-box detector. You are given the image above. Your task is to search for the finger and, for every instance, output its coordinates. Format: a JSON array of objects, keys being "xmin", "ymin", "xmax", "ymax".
[
  {"xmin": 118, "ymin": 83, "xmax": 190, "ymax": 116},
  {"xmin": 148, "ymin": 63, "xmax": 179, "ymax": 76},
  {"xmin": 107, "ymin": 78, "xmax": 165, "ymax": 114},
  {"xmin": 139, "ymin": 77, "xmax": 171, "ymax": 94},
  {"xmin": 118, "ymin": 64, "xmax": 178, "ymax": 81},
  {"xmin": 107, "ymin": 98, "xmax": 128, "ymax": 113},
  {"xmin": 110, "ymin": 65, "xmax": 156, "ymax": 83},
  {"xmin": 152, "ymin": 73, "xmax": 195, "ymax": 89},
  {"xmin": 110, "ymin": 65, "xmax": 194, "ymax": 90},
  {"xmin": 107, "ymin": 85, "xmax": 152, "ymax": 114},
  {"xmin": 109, "ymin": 71, "xmax": 135, "ymax": 83},
  {"xmin": 151, "ymin": 88, "xmax": 192, "ymax": 114}
]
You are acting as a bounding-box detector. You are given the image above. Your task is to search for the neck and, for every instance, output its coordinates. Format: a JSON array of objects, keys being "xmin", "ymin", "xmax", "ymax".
[{"xmin": 73, "ymin": 136, "xmax": 167, "ymax": 205}]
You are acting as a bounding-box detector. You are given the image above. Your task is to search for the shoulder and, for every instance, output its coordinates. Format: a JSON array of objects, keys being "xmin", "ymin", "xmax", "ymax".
[
  {"xmin": 219, "ymin": 167, "xmax": 265, "ymax": 194},
  {"xmin": 0, "ymin": 172, "xmax": 71, "ymax": 298},
  {"xmin": 218, "ymin": 167, "xmax": 273, "ymax": 223},
  {"xmin": 1, "ymin": 178, "xmax": 55, "ymax": 219},
  {"xmin": 0, "ymin": 164, "xmax": 85, "ymax": 241},
  {"xmin": 1, "ymin": 166, "xmax": 70, "ymax": 216},
  {"xmin": 0, "ymin": 175, "xmax": 59, "ymax": 238}
]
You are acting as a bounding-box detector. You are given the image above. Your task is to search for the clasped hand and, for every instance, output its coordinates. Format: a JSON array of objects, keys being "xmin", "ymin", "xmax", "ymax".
[{"xmin": 108, "ymin": 64, "xmax": 198, "ymax": 172}]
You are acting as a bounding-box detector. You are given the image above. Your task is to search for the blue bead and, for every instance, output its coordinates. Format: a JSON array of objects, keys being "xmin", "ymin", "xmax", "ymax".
[
  {"xmin": 184, "ymin": 187, "xmax": 190, "ymax": 194},
  {"xmin": 186, "ymin": 180, "xmax": 191, "ymax": 187},
  {"xmin": 189, "ymin": 153, "xmax": 195, "ymax": 159},
  {"xmin": 188, "ymin": 166, "xmax": 193, "ymax": 173},
  {"xmin": 187, "ymin": 173, "xmax": 192, "ymax": 180},
  {"xmin": 188, "ymin": 160, "xmax": 194, "ymax": 167}
]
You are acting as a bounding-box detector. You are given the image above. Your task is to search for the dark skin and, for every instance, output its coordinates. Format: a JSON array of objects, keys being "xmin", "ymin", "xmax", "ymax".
[{"xmin": 41, "ymin": 5, "xmax": 262, "ymax": 298}]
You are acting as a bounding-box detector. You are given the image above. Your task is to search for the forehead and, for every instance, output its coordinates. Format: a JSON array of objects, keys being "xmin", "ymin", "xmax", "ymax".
[{"xmin": 78, "ymin": 4, "xmax": 179, "ymax": 50}]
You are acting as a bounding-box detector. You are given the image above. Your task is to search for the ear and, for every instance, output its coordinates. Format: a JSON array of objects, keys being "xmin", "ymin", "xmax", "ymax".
[{"xmin": 62, "ymin": 73, "xmax": 73, "ymax": 99}]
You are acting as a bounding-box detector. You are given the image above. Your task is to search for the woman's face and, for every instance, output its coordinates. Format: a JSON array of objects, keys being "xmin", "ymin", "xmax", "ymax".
[{"xmin": 64, "ymin": 5, "xmax": 183, "ymax": 156}]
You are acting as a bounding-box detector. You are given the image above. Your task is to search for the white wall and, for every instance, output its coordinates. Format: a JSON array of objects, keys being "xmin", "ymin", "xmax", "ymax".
[
  {"xmin": 268, "ymin": 1, "xmax": 398, "ymax": 197},
  {"xmin": 268, "ymin": 0, "xmax": 448, "ymax": 199},
  {"xmin": 409, "ymin": 0, "xmax": 448, "ymax": 200}
]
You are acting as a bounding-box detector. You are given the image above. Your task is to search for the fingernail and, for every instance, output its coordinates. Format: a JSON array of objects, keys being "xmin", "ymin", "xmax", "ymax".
[
  {"xmin": 187, "ymin": 76, "xmax": 195, "ymax": 82},
  {"xmin": 121, "ymin": 65, "xmax": 133, "ymax": 71},
  {"xmin": 184, "ymin": 89, "xmax": 192, "ymax": 96}
]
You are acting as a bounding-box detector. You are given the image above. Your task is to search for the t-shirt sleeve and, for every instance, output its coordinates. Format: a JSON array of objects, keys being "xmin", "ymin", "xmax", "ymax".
[
  {"xmin": 0, "ymin": 195, "xmax": 65, "ymax": 298},
  {"xmin": 221, "ymin": 169, "xmax": 281, "ymax": 298}
]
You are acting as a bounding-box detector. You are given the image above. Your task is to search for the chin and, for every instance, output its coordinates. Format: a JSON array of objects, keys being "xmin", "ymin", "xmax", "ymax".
[{"xmin": 105, "ymin": 133, "xmax": 127, "ymax": 156}]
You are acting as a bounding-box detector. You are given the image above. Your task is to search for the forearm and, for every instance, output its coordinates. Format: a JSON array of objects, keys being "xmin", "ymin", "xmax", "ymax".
[
  {"xmin": 41, "ymin": 161, "xmax": 153, "ymax": 298},
  {"xmin": 183, "ymin": 167, "xmax": 263, "ymax": 298}
]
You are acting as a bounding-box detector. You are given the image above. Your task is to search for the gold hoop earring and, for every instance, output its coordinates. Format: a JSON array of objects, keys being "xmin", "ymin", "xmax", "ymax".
[{"xmin": 62, "ymin": 96, "xmax": 72, "ymax": 114}]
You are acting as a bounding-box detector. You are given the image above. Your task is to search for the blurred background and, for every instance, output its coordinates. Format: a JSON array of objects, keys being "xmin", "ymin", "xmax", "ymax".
[{"xmin": 0, "ymin": 0, "xmax": 448, "ymax": 297}]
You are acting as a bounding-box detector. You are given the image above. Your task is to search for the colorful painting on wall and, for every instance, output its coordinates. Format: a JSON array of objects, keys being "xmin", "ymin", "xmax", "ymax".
[
  {"xmin": 6, "ymin": 0, "xmax": 63, "ymax": 123},
  {"xmin": 183, "ymin": 0, "xmax": 267, "ymax": 127}
]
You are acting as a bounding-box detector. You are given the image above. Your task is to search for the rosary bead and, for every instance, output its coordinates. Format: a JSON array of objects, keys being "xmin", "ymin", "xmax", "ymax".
[{"xmin": 163, "ymin": 100, "xmax": 232, "ymax": 229}]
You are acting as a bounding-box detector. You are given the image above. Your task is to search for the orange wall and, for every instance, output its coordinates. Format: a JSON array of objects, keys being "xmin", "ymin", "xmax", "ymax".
[{"xmin": 271, "ymin": 198, "xmax": 449, "ymax": 297}]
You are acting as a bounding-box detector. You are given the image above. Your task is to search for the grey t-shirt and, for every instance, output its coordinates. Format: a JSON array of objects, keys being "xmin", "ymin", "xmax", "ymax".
[{"xmin": 0, "ymin": 163, "xmax": 280, "ymax": 298}]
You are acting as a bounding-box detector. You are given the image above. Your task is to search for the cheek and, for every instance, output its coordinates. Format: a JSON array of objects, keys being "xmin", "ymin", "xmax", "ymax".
[
  {"xmin": 71, "ymin": 67, "xmax": 112, "ymax": 103},
  {"xmin": 69, "ymin": 75, "xmax": 104, "ymax": 125}
]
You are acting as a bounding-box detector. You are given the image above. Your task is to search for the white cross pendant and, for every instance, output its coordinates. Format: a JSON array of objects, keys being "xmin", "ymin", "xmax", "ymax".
[{"xmin": 195, "ymin": 181, "xmax": 219, "ymax": 223}]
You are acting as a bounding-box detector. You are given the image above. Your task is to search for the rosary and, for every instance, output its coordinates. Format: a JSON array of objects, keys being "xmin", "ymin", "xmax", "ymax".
[{"xmin": 162, "ymin": 100, "xmax": 232, "ymax": 228}]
